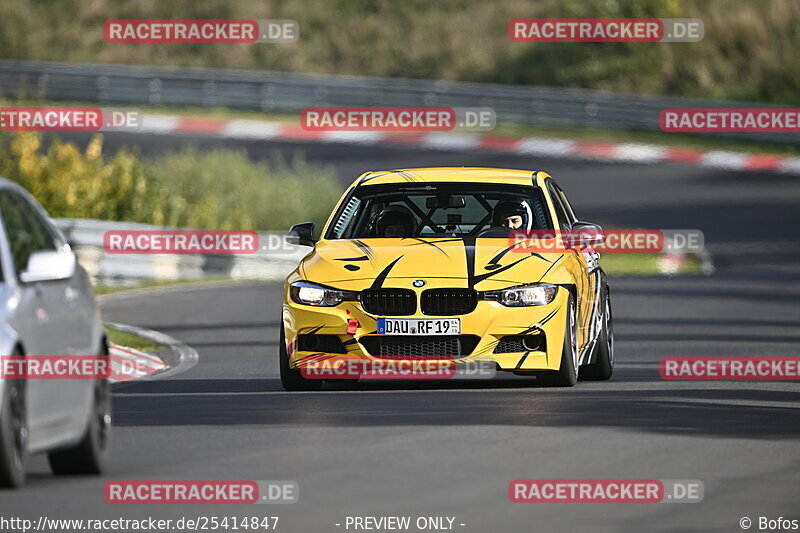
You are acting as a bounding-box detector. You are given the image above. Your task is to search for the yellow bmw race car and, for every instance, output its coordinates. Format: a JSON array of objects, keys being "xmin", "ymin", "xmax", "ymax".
[{"xmin": 280, "ymin": 167, "xmax": 613, "ymax": 390}]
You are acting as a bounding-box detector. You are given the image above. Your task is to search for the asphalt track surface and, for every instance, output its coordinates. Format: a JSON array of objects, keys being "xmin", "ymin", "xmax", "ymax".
[{"xmin": 3, "ymin": 131, "xmax": 800, "ymax": 532}]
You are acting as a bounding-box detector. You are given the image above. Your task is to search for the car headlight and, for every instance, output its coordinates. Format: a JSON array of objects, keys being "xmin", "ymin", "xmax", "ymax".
[
  {"xmin": 481, "ymin": 284, "xmax": 558, "ymax": 307},
  {"xmin": 290, "ymin": 281, "xmax": 357, "ymax": 307}
]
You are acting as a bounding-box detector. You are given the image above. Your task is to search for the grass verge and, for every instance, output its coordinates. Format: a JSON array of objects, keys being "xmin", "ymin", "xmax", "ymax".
[
  {"xmin": 93, "ymin": 277, "xmax": 239, "ymax": 296},
  {"xmin": 104, "ymin": 325, "xmax": 165, "ymax": 353},
  {"xmin": 600, "ymin": 253, "xmax": 701, "ymax": 276},
  {"xmin": 1, "ymin": 0, "xmax": 798, "ymax": 105}
]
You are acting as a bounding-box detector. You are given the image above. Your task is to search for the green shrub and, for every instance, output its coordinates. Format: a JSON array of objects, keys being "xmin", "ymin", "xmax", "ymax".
[
  {"xmin": 0, "ymin": 131, "xmax": 342, "ymax": 231},
  {"xmin": 142, "ymin": 146, "xmax": 342, "ymax": 230},
  {"xmin": 0, "ymin": 132, "xmax": 153, "ymax": 222}
]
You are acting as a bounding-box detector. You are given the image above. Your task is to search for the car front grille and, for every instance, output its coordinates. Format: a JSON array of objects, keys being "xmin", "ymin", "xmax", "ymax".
[
  {"xmin": 421, "ymin": 288, "xmax": 478, "ymax": 315},
  {"xmin": 360, "ymin": 288, "xmax": 417, "ymax": 316},
  {"xmin": 359, "ymin": 335, "xmax": 480, "ymax": 359}
]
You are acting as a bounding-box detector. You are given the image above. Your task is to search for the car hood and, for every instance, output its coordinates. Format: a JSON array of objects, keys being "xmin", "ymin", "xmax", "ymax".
[{"xmin": 298, "ymin": 238, "xmax": 564, "ymax": 287}]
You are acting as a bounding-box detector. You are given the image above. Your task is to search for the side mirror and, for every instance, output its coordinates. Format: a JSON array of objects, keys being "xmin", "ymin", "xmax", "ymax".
[
  {"xmin": 568, "ymin": 221, "xmax": 605, "ymax": 247},
  {"xmin": 20, "ymin": 250, "xmax": 76, "ymax": 283},
  {"xmin": 287, "ymin": 222, "xmax": 317, "ymax": 247}
]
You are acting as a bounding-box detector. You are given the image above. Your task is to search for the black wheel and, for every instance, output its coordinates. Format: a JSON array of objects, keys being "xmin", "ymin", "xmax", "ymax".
[
  {"xmin": 0, "ymin": 370, "xmax": 27, "ymax": 488},
  {"xmin": 538, "ymin": 294, "xmax": 579, "ymax": 387},
  {"xmin": 48, "ymin": 373, "xmax": 111, "ymax": 475},
  {"xmin": 279, "ymin": 324, "xmax": 322, "ymax": 391},
  {"xmin": 582, "ymin": 288, "xmax": 614, "ymax": 381}
]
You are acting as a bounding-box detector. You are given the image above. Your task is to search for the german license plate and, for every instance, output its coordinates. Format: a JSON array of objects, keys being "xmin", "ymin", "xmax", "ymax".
[{"xmin": 377, "ymin": 318, "xmax": 461, "ymax": 335}]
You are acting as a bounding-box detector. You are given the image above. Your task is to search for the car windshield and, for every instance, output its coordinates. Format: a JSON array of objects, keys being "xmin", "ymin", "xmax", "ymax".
[{"xmin": 325, "ymin": 182, "xmax": 552, "ymax": 239}]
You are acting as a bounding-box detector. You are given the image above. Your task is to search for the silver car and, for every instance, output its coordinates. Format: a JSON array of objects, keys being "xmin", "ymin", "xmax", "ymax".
[{"xmin": 0, "ymin": 178, "xmax": 110, "ymax": 488}]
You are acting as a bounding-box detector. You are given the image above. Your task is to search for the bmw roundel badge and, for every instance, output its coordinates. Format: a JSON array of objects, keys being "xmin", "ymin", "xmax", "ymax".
[{"xmin": 412, "ymin": 279, "xmax": 426, "ymax": 288}]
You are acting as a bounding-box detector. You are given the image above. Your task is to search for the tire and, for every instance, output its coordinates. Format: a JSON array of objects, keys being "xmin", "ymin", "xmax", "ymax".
[
  {"xmin": 0, "ymin": 372, "xmax": 27, "ymax": 488},
  {"xmin": 279, "ymin": 325, "xmax": 322, "ymax": 391},
  {"xmin": 581, "ymin": 288, "xmax": 614, "ymax": 381},
  {"xmin": 48, "ymin": 354, "xmax": 112, "ymax": 475},
  {"xmin": 538, "ymin": 294, "xmax": 579, "ymax": 387}
]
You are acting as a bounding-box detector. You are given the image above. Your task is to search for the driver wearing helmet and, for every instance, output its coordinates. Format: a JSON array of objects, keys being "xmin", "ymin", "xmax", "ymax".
[
  {"xmin": 376, "ymin": 205, "xmax": 417, "ymax": 237},
  {"xmin": 492, "ymin": 200, "xmax": 529, "ymax": 230}
]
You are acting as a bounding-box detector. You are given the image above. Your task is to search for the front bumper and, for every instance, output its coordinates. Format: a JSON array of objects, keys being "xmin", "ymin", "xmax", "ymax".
[{"xmin": 283, "ymin": 282, "xmax": 570, "ymax": 373}]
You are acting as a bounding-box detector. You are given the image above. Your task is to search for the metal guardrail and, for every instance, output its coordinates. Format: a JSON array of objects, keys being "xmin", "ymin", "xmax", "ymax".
[
  {"xmin": 1, "ymin": 60, "xmax": 797, "ymax": 145},
  {"xmin": 53, "ymin": 218, "xmax": 306, "ymax": 284}
]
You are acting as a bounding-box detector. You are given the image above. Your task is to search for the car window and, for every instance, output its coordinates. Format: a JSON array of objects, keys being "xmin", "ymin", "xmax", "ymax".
[
  {"xmin": 427, "ymin": 195, "xmax": 487, "ymax": 228},
  {"xmin": 0, "ymin": 190, "xmax": 58, "ymax": 276},
  {"xmin": 325, "ymin": 182, "xmax": 553, "ymax": 239},
  {"xmin": 546, "ymin": 181, "xmax": 573, "ymax": 230},
  {"xmin": 553, "ymin": 183, "xmax": 578, "ymax": 223}
]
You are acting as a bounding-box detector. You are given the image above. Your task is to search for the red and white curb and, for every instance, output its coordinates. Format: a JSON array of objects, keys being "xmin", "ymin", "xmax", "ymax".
[
  {"xmin": 103, "ymin": 321, "xmax": 199, "ymax": 383},
  {"xmin": 122, "ymin": 114, "xmax": 800, "ymax": 174},
  {"xmin": 109, "ymin": 343, "xmax": 168, "ymax": 382}
]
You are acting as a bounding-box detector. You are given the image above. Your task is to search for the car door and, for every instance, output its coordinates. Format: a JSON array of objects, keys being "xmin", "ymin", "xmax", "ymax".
[
  {"xmin": 18, "ymin": 196, "xmax": 90, "ymax": 355},
  {"xmin": 17, "ymin": 194, "xmax": 98, "ymax": 429},
  {"xmin": 0, "ymin": 190, "xmax": 69, "ymax": 448},
  {"xmin": 556, "ymin": 182, "xmax": 603, "ymax": 352},
  {"xmin": 546, "ymin": 180, "xmax": 598, "ymax": 353}
]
